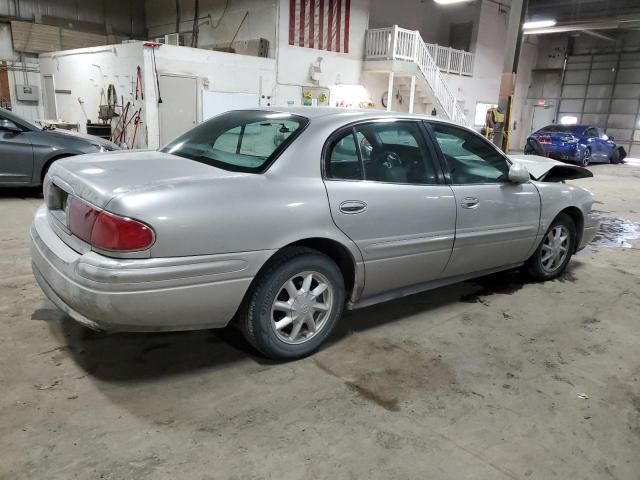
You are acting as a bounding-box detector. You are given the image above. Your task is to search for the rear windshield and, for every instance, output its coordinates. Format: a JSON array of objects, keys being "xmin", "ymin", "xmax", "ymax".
[
  {"xmin": 540, "ymin": 125, "xmax": 580, "ymax": 133},
  {"xmin": 161, "ymin": 110, "xmax": 308, "ymax": 172}
]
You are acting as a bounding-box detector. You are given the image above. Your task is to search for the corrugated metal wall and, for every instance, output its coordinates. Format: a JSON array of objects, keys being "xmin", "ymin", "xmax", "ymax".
[
  {"xmin": 558, "ymin": 52, "xmax": 640, "ymax": 157},
  {"xmin": 0, "ymin": 0, "xmax": 146, "ymax": 37}
]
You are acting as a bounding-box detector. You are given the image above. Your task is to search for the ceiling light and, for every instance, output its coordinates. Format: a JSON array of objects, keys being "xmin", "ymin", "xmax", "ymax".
[
  {"xmin": 434, "ymin": 0, "xmax": 474, "ymax": 5},
  {"xmin": 523, "ymin": 19, "xmax": 557, "ymax": 29}
]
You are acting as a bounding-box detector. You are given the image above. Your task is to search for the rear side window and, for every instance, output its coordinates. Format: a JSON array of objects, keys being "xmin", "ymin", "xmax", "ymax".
[{"xmin": 162, "ymin": 111, "xmax": 308, "ymax": 172}]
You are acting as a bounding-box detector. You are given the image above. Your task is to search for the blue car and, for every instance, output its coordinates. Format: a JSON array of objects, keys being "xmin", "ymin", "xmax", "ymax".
[{"xmin": 531, "ymin": 125, "xmax": 618, "ymax": 166}]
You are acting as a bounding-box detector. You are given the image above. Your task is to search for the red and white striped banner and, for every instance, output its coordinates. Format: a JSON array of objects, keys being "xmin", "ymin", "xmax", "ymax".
[{"xmin": 289, "ymin": 0, "xmax": 351, "ymax": 53}]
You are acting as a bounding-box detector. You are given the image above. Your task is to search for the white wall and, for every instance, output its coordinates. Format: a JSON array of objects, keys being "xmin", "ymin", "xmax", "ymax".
[
  {"xmin": 38, "ymin": 43, "xmax": 146, "ymax": 147},
  {"xmin": 146, "ymin": 0, "xmax": 278, "ymax": 56},
  {"xmin": 144, "ymin": 44, "xmax": 277, "ymax": 148},
  {"xmin": 369, "ymin": 0, "xmax": 479, "ymax": 46},
  {"xmin": 273, "ymin": 0, "xmax": 370, "ymax": 106},
  {"xmin": 441, "ymin": 0, "xmax": 509, "ymax": 124}
]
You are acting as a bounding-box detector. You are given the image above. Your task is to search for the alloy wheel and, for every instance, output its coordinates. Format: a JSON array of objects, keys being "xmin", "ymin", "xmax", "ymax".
[
  {"xmin": 270, "ymin": 271, "xmax": 334, "ymax": 345},
  {"xmin": 540, "ymin": 225, "xmax": 570, "ymax": 274}
]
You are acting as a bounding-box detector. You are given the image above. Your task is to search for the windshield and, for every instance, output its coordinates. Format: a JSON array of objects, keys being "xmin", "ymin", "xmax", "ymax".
[
  {"xmin": 0, "ymin": 107, "xmax": 40, "ymax": 130},
  {"xmin": 161, "ymin": 110, "xmax": 308, "ymax": 172},
  {"xmin": 539, "ymin": 125, "xmax": 581, "ymax": 133}
]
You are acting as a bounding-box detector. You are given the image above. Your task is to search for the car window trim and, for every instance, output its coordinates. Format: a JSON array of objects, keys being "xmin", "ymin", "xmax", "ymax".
[
  {"xmin": 322, "ymin": 118, "xmax": 445, "ymax": 186},
  {"xmin": 423, "ymin": 119, "xmax": 512, "ymax": 186}
]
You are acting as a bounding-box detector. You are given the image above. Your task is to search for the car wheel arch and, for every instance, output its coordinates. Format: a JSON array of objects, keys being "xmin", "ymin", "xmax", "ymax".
[
  {"xmin": 557, "ymin": 206, "xmax": 584, "ymax": 252},
  {"xmin": 242, "ymin": 237, "xmax": 360, "ymax": 309}
]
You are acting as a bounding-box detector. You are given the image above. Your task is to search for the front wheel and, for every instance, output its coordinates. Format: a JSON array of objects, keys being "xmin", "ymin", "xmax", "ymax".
[
  {"xmin": 525, "ymin": 213, "xmax": 576, "ymax": 281},
  {"xmin": 609, "ymin": 148, "xmax": 620, "ymax": 164},
  {"xmin": 238, "ymin": 247, "xmax": 345, "ymax": 360}
]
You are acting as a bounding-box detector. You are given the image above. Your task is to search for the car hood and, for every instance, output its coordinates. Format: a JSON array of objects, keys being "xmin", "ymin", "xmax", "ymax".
[
  {"xmin": 508, "ymin": 154, "xmax": 593, "ymax": 181},
  {"xmin": 44, "ymin": 128, "xmax": 120, "ymax": 150},
  {"xmin": 47, "ymin": 150, "xmax": 249, "ymax": 208}
]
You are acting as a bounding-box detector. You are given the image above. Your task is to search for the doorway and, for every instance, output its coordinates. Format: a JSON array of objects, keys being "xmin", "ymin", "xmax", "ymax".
[{"xmin": 158, "ymin": 75, "xmax": 198, "ymax": 146}]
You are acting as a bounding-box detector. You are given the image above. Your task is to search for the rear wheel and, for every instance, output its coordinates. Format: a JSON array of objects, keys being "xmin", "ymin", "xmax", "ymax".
[
  {"xmin": 580, "ymin": 148, "xmax": 591, "ymax": 167},
  {"xmin": 238, "ymin": 247, "xmax": 345, "ymax": 360},
  {"xmin": 525, "ymin": 213, "xmax": 576, "ymax": 281}
]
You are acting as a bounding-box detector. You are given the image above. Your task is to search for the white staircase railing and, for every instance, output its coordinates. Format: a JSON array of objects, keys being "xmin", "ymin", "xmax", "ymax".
[{"xmin": 365, "ymin": 26, "xmax": 472, "ymax": 125}]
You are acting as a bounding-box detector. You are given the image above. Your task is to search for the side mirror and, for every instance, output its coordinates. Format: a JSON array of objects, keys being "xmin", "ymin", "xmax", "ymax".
[
  {"xmin": 609, "ymin": 135, "xmax": 614, "ymax": 141},
  {"xmin": 0, "ymin": 119, "xmax": 21, "ymax": 132},
  {"xmin": 508, "ymin": 163, "xmax": 530, "ymax": 184}
]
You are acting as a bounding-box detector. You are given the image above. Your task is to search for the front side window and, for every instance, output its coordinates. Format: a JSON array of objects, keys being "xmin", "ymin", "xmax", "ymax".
[
  {"xmin": 430, "ymin": 123, "xmax": 509, "ymax": 184},
  {"xmin": 162, "ymin": 111, "xmax": 308, "ymax": 172},
  {"xmin": 326, "ymin": 121, "xmax": 439, "ymax": 185}
]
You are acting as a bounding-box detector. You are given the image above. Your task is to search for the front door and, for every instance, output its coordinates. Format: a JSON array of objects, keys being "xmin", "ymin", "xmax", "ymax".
[
  {"xmin": 0, "ymin": 115, "xmax": 33, "ymax": 184},
  {"xmin": 323, "ymin": 120, "xmax": 456, "ymax": 299},
  {"xmin": 158, "ymin": 75, "xmax": 198, "ymax": 146},
  {"xmin": 428, "ymin": 122, "xmax": 540, "ymax": 277}
]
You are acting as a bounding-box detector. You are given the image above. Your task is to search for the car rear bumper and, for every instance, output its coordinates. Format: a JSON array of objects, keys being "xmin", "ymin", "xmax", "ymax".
[
  {"xmin": 543, "ymin": 144, "xmax": 580, "ymax": 162},
  {"xmin": 30, "ymin": 205, "xmax": 274, "ymax": 332}
]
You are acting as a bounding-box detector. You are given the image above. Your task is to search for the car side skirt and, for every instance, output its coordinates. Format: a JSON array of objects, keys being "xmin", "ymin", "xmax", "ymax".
[{"xmin": 348, "ymin": 262, "xmax": 524, "ymax": 310}]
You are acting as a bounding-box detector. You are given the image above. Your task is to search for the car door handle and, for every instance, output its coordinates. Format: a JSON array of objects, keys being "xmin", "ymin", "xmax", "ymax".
[
  {"xmin": 339, "ymin": 200, "xmax": 367, "ymax": 214},
  {"xmin": 461, "ymin": 197, "xmax": 479, "ymax": 209}
]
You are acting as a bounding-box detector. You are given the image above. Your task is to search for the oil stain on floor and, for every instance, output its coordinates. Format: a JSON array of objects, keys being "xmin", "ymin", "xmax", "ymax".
[
  {"xmin": 314, "ymin": 334, "xmax": 455, "ymax": 412},
  {"xmin": 591, "ymin": 217, "xmax": 640, "ymax": 248}
]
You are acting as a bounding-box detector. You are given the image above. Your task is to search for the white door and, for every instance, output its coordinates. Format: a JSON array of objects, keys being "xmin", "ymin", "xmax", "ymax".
[
  {"xmin": 530, "ymin": 105, "xmax": 555, "ymax": 134},
  {"xmin": 42, "ymin": 75, "xmax": 57, "ymax": 120},
  {"xmin": 158, "ymin": 75, "xmax": 197, "ymax": 145}
]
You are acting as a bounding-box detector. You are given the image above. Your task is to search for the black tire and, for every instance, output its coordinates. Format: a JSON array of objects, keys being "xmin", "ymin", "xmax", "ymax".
[
  {"xmin": 238, "ymin": 247, "xmax": 345, "ymax": 360},
  {"xmin": 525, "ymin": 213, "xmax": 576, "ymax": 281},
  {"xmin": 580, "ymin": 148, "xmax": 591, "ymax": 167},
  {"xmin": 609, "ymin": 148, "xmax": 620, "ymax": 164}
]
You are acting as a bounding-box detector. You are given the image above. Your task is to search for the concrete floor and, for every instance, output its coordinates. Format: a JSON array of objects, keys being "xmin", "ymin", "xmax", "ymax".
[{"xmin": 1, "ymin": 163, "xmax": 640, "ymax": 480}]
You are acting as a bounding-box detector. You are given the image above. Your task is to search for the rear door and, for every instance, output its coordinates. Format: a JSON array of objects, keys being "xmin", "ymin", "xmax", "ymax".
[
  {"xmin": 427, "ymin": 122, "xmax": 540, "ymax": 277},
  {"xmin": 323, "ymin": 119, "xmax": 456, "ymax": 299}
]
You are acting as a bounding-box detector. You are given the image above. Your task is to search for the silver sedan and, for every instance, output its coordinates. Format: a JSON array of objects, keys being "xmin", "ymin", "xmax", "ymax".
[{"xmin": 31, "ymin": 108, "xmax": 599, "ymax": 359}]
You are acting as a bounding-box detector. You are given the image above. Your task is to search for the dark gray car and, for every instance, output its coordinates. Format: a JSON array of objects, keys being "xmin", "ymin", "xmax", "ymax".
[{"xmin": 0, "ymin": 107, "xmax": 119, "ymax": 187}]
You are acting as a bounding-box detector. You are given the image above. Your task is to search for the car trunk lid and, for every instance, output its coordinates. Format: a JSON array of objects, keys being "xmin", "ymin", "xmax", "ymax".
[
  {"xmin": 44, "ymin": 150, "xmax": 246, "ymax": 254},
  {"xmin": 46, "ymin": 150, "xmax": 239, "ymax": 208}
]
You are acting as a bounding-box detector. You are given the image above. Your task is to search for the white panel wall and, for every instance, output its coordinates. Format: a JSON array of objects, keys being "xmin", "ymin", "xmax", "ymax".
[
  {"xmin": 143, "ymin": 44, "xmax": 277, "ymax": 149},
  {"xmin": 38, "ymin": 43, "xmax": 146, "ymax": 146},
  {"xmin": 273, "ymin": 0, "xmax": 370, "ymax": 106}
]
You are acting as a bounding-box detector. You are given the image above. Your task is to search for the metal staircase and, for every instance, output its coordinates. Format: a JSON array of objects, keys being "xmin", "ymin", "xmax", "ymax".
[{"xmin": 365, "ymin": 26, "xmax": 472, "ymax": 125}]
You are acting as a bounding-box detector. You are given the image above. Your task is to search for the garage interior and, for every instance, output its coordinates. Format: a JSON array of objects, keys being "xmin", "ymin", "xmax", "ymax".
[{"xmin": 2, "ymin": 0, "xmax": 640, "ymax": 478}]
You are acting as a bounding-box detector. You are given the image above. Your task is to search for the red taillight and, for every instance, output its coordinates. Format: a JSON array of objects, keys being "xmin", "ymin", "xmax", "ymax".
[
  {"xmin": 68, "ymin": 197, "xmax": 154, "ymax": 252},
  {"xmin": 68, "ymin": 197, "xmax": 100, "ymax": 243}
]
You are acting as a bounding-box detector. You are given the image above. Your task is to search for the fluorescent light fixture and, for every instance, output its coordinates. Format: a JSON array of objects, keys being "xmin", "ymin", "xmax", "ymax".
[
  {"xmin": 560, "ymin": 115, "xmax": 578, "ymax": 125},
  {"xmin": 523, "ymin": 19, "xmax": 557, "ymax": 29},
  {"xmin": 434, "ymin": 0, "xmax": 473, "ymax": 4}
]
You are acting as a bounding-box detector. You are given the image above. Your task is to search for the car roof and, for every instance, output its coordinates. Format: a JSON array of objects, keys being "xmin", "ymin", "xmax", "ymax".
[{"xmin": 256, "ymin": 106, "xmax": 460, "ymax": 124}]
